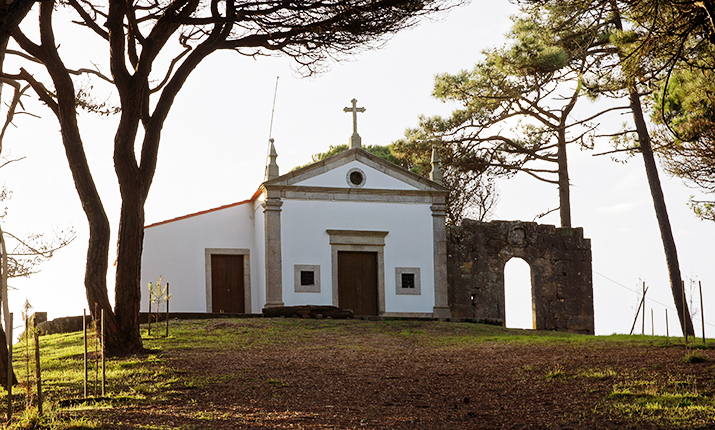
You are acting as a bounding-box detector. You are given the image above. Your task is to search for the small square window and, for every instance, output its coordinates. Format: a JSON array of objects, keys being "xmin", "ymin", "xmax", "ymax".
[
  {"xmin": 294, "ymin": 265, "xmax": 320, "ymax": 293},
  {"xmin": 300, "ymin": 270, "xmax": 315, "ymax": 286},
  {"xmin": 395, "ymin": 267, "xmax": 421, "ymax": 295},
  {"xmin": 401, "ymin": 273, "xmax": 415, "ymax": 288}
]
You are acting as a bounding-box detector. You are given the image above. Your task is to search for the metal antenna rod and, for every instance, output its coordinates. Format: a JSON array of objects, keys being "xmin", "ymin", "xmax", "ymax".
[{"xmin": 268, "ymin": 76, "xmax": 279, "ymax": 145}]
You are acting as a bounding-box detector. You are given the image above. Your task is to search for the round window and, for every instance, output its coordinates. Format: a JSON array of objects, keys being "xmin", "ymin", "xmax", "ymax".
[
  {"xmin": 346, "ymin": 168, "xmax": 366, "ymax": 188},
  {"xmin": 349, "ymin": 171, "xmax": 363, "ymax": 185}
]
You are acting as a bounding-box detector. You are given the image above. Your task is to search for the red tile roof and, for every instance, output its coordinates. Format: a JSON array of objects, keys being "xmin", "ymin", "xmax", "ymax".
[{"xmin": 145, "ymin": 188, "xmax": 262, "ymax": 229}]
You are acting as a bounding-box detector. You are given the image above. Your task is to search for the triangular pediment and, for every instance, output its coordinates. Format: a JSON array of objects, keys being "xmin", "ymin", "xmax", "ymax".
[{"xmin": 263, "ymin": 147, "xmax": 447, "ymax": 192}]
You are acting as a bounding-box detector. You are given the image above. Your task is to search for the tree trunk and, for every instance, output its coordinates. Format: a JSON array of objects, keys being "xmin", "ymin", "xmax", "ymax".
[
  {"xmin": 628, "ymin": 89, "xmax": 695, "ymax": 336},
  {"xmin": 0, "ymin": 0, "xmax": 35, "ymax": 48},
  {"xmin": 557, "ymin": 127, "xmax": 571, "ymax": 228},
  {"xmin": 0, "ymin": 227, "xmax": 18, "ymax": 387},
  {"xmin": 0, "ymin": 326, "xmax": 17, "ymax": 387},
  {"xmin": 608, "ymin": 0, "xmax": 695, "ymax": 336},
  {"xmin": 0, "ymin": 1, "xmax": 33, "ymax": 388},
  {"xmin": 107, "ymin": 73, "xmax": 150, "ymax": 356},
  {"xmin": 111, "ymin": 192, "xmax": 146, "ymax": 356},
  {"xmin": 12, "ymin": 1, "xmax": 127, "ymax": 354}
]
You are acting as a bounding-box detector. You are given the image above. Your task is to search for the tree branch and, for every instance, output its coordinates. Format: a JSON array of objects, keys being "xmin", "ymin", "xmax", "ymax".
[
  {"xmin": 592, "ymin": 146, "xmax": 640, "ymax": 157},
  {"xmin": 67, "ymin": 0, "xmax": 110, "ymax": 40},
  {"xmin": 16, "ymin": 68, "xmax": 59, "ymax": 116},
  {"xmin": 149, "ymin": 45, "xmax": 192, "ymax": 93},
  {"xmin": 3, "ymin": 230, "xmax": 76, "ymax": 258},
  {"xmin": 0, "ymin": 80, "xmax": 30, "ymax": 152},
  {"xmin": 533, "ymin": 206, "xmax": 559, "ymax": 221},
  {"xmin": 0, "ymin": 157, "xmax": 26, "ymax": 170}
]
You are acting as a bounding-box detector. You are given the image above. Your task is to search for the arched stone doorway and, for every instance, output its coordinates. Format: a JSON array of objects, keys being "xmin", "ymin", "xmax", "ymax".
[
  {"xmin": 448, "ymin": 220, "xmax": 594, "ymax": 334},
  {"xmin": 504, "ymin": 257, "xmax": 533, "ymax": 329}
]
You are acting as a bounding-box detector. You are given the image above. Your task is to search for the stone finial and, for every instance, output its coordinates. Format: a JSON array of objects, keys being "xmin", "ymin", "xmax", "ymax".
[
  {"xmin": 265, "ymin": 138, "xmax": 279, "ymax": 181},
  {"xmin": 430, "ymin": 145, "xmax": 443, "ymax": 185},
  {"xmin": 343, "ymin": 98, "xmax": 365, "ymax": 149}
]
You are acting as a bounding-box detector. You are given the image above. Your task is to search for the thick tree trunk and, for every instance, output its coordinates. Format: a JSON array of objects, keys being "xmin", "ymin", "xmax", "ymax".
[
  {"xmin": 111, "ymin": 192, "xmax": 146, "ymax": 356},
  {"xmin": 555, "ymin": 79, "xmax": 580, "ymax": 229},
  {"xmin": 85, "ymin": 219, "xmax": 123, "ymax": 352},
  {"xmin": 557, "ymin": 128, "xmax": 571, "ymax": 228},
  {"xmin": 0, "ymin": 228, "xmax": 18, "ymax": 387},
  {"xmin": 13, "ymin": 1, "xmax": 127, "ymax": 354},
  {"xmin": 608, "ymin": 0, "xmax": 695, "ymax": 337},
  {"xmin": 0, "ymin": 326, "xmax": 17, "ymax": 387},
  {"xmin": 108, "ymin": 74, "xmax": 150, "ymax": 356},
  {"xmin": 629, "ymin": 90, "xmax": 695, "ymax": 337},
  {"xmin": 0, "ymin": 2, "xmax": 32, "ymax": 387},
  {"xmin": 0, "ymin": 0, "xmax": 35, "ymax": 47}
]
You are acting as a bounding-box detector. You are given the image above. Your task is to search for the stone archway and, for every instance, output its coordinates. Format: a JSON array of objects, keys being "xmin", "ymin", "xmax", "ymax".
[
  {"xmin": 504, "ymin": 257, "xmax": 533, "ymax": 329},
  {"xmin": 448, "ymin": 219, "xmax": 594, "ymax": 334}
]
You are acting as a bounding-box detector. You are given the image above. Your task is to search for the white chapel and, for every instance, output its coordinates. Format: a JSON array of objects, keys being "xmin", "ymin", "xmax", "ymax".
[{"xmin": 140, "ymin": 100, "xmax": 450, "ymax": 318}]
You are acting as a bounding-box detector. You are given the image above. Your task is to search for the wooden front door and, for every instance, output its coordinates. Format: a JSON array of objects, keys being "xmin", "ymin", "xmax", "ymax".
[
  {"xmin": 211, "ymin": 254, "xmax": 244, "ymax": 313},
  {"xmin": 338, "ymin": 251, "xmax": 378, "ymax": 316}
]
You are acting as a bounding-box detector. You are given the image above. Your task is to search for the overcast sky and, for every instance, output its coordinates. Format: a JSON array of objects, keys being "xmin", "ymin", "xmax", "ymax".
[{"xmin": 2, "ymin": 0, "xmax": 713, "ymax": 337}]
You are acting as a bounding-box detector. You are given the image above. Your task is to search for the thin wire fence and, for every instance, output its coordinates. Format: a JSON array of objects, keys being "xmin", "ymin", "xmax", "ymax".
[{"xmin": 594, "ymin": 270, "xmax": 714, "ymax": 333}]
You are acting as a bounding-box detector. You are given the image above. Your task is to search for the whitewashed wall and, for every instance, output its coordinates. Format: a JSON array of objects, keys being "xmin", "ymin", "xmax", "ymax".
[
  {"xmin": 280, "ymin": 199, "xmax": 436, "ymax": 313},
  {"xmin": 141, "ymin": 202, "xmax": 256, "ymax": 312}
]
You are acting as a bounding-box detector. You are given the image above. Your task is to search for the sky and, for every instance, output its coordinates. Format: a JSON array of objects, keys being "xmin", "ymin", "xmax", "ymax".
[{"xmin": 2, "ymin": 0, "xmax": 713, "ymax": 337}]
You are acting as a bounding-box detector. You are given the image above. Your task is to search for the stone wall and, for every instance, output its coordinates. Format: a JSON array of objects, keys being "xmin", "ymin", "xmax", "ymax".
[
  {"xmin": 448, "ymin": 220, "xmax": 594, "ymax": 334},
  {"xmin": 37, "ymin": 315, "xmax": 85, "ymax": 335}
]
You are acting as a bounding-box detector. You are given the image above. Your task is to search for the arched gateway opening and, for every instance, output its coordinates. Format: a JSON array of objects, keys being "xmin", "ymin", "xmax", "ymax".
[{"xmin": 504, "ymin": 257, "xmax": 533, "ymax": 329}]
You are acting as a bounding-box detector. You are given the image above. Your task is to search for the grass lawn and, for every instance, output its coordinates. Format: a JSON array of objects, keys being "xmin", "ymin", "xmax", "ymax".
[{"xmin": 2, "ymin": 318, "xmax": 714, "ymax": 429}]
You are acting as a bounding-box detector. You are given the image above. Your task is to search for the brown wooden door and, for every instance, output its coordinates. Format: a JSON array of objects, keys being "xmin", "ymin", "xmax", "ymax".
[
  {"xmin": 338, "ymin": 251, "xmax": 378, "ymax": 316},
  {"xmin": 211, "ymin": 254, "xmax": 244, "ymax": 313}
]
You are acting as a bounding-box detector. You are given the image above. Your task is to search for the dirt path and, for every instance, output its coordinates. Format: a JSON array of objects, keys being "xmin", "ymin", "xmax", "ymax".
[{"xmin": 93, "ymin": 320, "xmax": 715, "ymax": 429}]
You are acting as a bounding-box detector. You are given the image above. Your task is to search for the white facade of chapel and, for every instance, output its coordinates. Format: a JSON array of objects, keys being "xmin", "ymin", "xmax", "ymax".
[{"xmin": 141, "ymin": 104, "xmax": 449, "ymax": 318}]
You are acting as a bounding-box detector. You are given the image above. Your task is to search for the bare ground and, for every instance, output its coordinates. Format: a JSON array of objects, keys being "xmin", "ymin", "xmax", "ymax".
[{"xmin": 88, "ymin": 319, "xmax": 715, "ymax": 429}]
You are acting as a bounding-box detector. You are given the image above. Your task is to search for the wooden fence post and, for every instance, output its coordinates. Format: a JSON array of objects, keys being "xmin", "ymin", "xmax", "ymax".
[
  {"xmin": 6, "ymin": 312, "xmax": 12, "ymax": 422},
  {"xmin": 630, "ymin": 284, "xmax": 648, "ymax": 335},
  {"xmin": 682, "ymin": 280, "xmax": 688, "ymax": 343},
  {"xmin": 101, "ymin": 309, "xmax": 105, "ymax": 397},
  {"xmin": 651, "ymin": 308, "xmax": 654, "ymax": 336},
  {"xmin": 34, "ymin": 329, "xmax": 42, "ymax": 415},
  {"xmin": 642, "ymin": 282, "xmax": 646, "ymax": 335},
  {"xmin": 93, "ymin": 304, "xmax": 99, "ymax": 397},
  {"xmin": 148, "ymin": 285, "xmax": 152, "ymax": 337},
  {"xmin": 700, "ymin": 281, "xmax": 706, "ymax": 344},
  {"xmin": 165, "ymin": 283, "xmax": 170, "ymax": 338},
  {"xmin": 665, "ymin": 308, "xmax": 670, "ymax": 343},
  {"xmin": 24, "ymin": 315, "xmax": 30, "ymax": 406},
  {"xmin": 665, "ymin": 309, "xmax": 669, "ymax": 343},
  {"xmin": 83, "ymin": 309, "xmax": 87, "ymax": 398}
]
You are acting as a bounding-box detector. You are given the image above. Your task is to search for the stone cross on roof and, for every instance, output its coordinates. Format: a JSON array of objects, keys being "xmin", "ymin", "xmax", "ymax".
[{"xmin": 343, "ymin": 98, "xmax": 365, "ymax": 149}]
